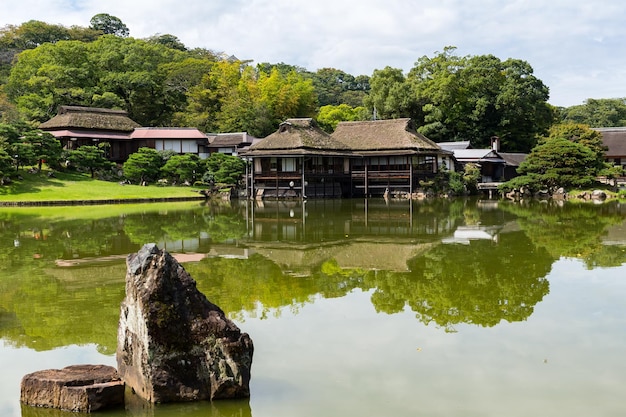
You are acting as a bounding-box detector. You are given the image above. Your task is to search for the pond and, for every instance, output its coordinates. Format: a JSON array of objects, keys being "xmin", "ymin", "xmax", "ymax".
[{"xmin": 0, "ymin": 198, "xmax": 625, "ymax": 417}]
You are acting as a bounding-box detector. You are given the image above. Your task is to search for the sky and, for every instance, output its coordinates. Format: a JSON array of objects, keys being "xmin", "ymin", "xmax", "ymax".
[{"xmin": 2, "ymin": 0, "xmax": 626, "ymax": 108}]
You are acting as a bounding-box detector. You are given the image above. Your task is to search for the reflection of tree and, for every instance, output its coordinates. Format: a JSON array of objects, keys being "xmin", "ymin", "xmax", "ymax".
[
  {"xmin": 500, "ymin": 200, "xmax": 626, "ymax": 268},
  {"xmin": 0, "ymin": 263, "xmax": 125, "ymax": 353},
  {"xmin": 366, "ymin": 232, "xmax": 553, "ymax": 331},
  {"xmin": 184, "ymin": 256, "xmax": 368, "ymax": 321}
]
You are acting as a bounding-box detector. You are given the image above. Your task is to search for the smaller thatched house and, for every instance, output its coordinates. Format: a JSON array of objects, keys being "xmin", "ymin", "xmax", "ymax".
[
  {"xmin": 39, "ymin": 106, "xmax": 142, "ymax": 162},
  {"xmin": 242, "ymin": 118, "xmax": 352, "ymax": 198}
]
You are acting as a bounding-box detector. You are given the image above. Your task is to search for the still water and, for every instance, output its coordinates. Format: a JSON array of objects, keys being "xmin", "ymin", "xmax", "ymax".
[{"xmin": 0, "ymin": 198, "xmax": 625, "ymax": 417}]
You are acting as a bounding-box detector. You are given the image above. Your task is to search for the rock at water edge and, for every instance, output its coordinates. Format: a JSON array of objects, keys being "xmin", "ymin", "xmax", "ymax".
[{"xmin": 116, "ymin": 243, "xmax": 253, "ymax": 403}]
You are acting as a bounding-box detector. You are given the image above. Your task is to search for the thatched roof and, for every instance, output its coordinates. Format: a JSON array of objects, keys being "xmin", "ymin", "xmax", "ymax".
[
  {"xmin": 243, "ymin": 118, "xmax": 350, "ymax": 156},
  {"xmin": 331, "ymin": 118, "xmax": 442, "ymax": 154},
  {"xmin": 39, "ymin": 106, "xmax": 141, "ymax": 132},
  {"xmin": 595, "ymin": 127, "xmax": 626, "ymax": 157}
]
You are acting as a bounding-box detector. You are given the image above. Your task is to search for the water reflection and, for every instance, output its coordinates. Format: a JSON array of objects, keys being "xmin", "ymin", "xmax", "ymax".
[{"xmin": 0, "ymin": 199, "xmax": 625, "ymax": 355}]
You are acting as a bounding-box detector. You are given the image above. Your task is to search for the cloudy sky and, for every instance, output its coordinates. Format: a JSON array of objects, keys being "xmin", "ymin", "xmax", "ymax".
[{"xmin": 2, "ymin": 0, "xmax": 626, "ymax": 107}]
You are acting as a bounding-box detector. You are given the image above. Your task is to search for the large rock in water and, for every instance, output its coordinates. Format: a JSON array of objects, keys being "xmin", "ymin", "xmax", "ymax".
[{"xmin": 116, "ymin": 243, "xmax": 253, "ymax": 403}]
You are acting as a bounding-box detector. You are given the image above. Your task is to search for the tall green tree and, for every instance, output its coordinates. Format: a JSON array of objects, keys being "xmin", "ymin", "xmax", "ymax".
[
  {"xmin": 404, "ymin": 47, "xmax": 553, "ymax": 151},
  {"xmin": 89, "ymin": 14, "xmax": 129, "ymax": 37},
  {"xmin": 364, "ymin": 66, "xmax": 416, "ymax": 120}
]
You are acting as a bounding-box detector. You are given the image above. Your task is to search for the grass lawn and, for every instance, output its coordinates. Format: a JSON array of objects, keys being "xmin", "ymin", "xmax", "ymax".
[{"xmin": 0, "ymin": 170, "xmax": 205, "ymax": 203}]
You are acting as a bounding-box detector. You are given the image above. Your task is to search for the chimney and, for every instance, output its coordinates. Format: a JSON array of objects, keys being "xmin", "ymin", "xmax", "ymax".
[{"xmin": 490, "ymin": 136, "xmax": 500, "ymax": 151}]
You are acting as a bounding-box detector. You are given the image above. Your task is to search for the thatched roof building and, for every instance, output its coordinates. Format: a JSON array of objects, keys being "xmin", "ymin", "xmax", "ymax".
[
  {"xmin": 39, "ymin": 106, "xmax": 140, "ymax": 132},
  {"xmin": 595, "ymin": 127, "xmax": 626, "ymax": 167},
  {"xmin": 244, "ymin": 118, "xmax": 350, "ymax": 156},
  {"xmin": 331, "ymin": 118, "xmax": 443, "ymax": 155}
]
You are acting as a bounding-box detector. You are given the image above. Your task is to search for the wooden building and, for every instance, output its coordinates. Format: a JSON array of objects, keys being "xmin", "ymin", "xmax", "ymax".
[
  {"xmin": 206, "ymin": 132, "xmax": 260, "ymax": 156},
  {"xmin": 242, "ymin": 118, "xmax": 451, "ymax": 199},
  {"xmin": 39, "ymin": 106, "xmax": 141, "ymax": 162},
  {"xmin": 595, "ymin": 127, "xmax": 626, "ymax": 171},
  {"xmin": 130, "ymin": 127, "xmax": 209, "ymax": 158}
]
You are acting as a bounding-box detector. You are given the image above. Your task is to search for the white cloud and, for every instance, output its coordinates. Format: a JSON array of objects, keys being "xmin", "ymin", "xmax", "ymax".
[{"xmin": 2, "ymin": 0, "xmax": 626, "ymax": 106}]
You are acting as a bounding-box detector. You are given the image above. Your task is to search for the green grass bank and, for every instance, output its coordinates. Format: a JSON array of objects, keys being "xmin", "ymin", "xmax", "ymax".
[{"xmin": 0, "ymin": 170, "xmax": 206, "ymax": 206}]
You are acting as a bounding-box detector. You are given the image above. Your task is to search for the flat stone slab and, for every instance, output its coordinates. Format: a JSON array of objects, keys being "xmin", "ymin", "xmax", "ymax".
[{"xmin": 20, "ymin": 364, "xmax": 124, "ymax": 412}]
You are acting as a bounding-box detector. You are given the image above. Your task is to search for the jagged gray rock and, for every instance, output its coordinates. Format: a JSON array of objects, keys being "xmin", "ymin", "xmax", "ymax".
[{"xmin": 117, "ymin": 243, "xmax": 253, "ymax": 403}]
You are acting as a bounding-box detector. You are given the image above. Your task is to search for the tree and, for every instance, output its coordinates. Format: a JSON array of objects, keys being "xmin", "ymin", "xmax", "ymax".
[
  {"xmin": 399, "ymin": 47, "xmax": 553, "ymax": 151},
  {"xmin": 5, "ymin": 36, "xmax": 188, "ymax": 124},
  {"xmin": 0, "ymin": 148, "xmax": 13, "ymax": 180},
  {"xmin": 561, "ymin": 98, "xmax": 626, "ymax": 127},
  {"xmin": 316, "ymin": 104, "xmax": 369, "ymax": 132},
  {"xmin": 502, "ymin": 137, "xmax": 599, "ymax": 193},
  {"xmin": 145, "ymin": 33, "xmax": 187, "ymax": 51},
  {"xmin": 0, "ymin": 20, "xmax": 70, "ymax": 49},
  {"xmin": 122, "ymin": 147, "xmax": 163, "ymax": 184},
  {"xmin": 364, "ymin": 66, "xmax": 416, "ymax": 120},
  {"xmin": 161, "ymin": 153, "xmax": 204, "ymax": 184},
  {"xmin": 204, "ymin": 153, "xmax": 245, "ymax": 185},
  {"xmin": 89, "ymin": 14, "xmax": 129, "ymax": 37},
  {"xmin": 67, "ymin": 145, "xmax": 114, "ymax": 178},
  {"xmin": 21, "ymin": 130, "xmax": 62, "ymax": 170}
]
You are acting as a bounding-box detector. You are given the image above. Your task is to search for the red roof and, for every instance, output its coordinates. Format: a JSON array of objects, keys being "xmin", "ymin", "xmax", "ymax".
[
  {"xmin": 130, "ymin": 128, "xmax": 207, "ymax": 140},
  {"xmin": 46, "ymin": 129, "xmax": 132, "ymax": 141}
]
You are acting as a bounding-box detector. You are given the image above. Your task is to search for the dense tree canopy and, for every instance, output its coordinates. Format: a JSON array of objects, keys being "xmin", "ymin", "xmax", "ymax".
[
  {"xmin": 560, "ymin": 98, "xmax": 626, "ymax": 127},
  {"xmin": 366, "ymin": 47, "xmax": 554, "ymax": 152}
]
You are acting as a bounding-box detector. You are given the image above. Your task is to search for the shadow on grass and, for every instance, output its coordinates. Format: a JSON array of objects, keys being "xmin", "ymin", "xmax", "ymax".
[{"xmin": 0, "ymin": 170, "xmax": 92, "ymax": 197}]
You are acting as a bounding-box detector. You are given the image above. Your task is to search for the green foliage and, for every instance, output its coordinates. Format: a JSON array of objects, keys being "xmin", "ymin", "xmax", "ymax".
[
  {"xmin": 502, "ymin": 137, "xmax": 598, "ymax": 193},
  {"xmin": 0, "ymin": 147, "xmax": 13, "ymax": 179},
  {"xmin": 316, "ymin": 103, "xmax": 369, "ymax": 132},
  {"xmin": 161, "ymin": 153, "xmax": 204, "ymax": 184},
  {"xmin": 364, "ymin": 66, "xmax": 416, "ymax": 120},
  {"xmin": 20, "ymin": 130, "xmax": 62, "ymax": 170},
  {"xmin": 67, "ymin": 145, "xmax": 114, "ymax": 178},
  {"xmin": 205, "ymin": 152, "xmax": 245, "ymax": 185},
  {"xmin": 122, "ymin": 147, "xmax": 164, "ymax": 184},
  {"xmin": 308, "ymin": 67, "xmax": 370, "ymax": 107},
  {"xmin": 462, "ymin": 163, "xmax": 481, "ymax": 194},
  {"xmin": 89, "ymin": 13, "xmax": 129, "ymax": 37},
  {"xmin": 561, "ymin": 98, "xmax": 626, "ymax": 127}
]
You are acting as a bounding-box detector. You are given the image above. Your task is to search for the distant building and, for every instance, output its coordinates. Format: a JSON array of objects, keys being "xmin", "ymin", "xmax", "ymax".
[{"xmin": 205, "ymin": 132, "xmax": 260, "ymax": 156}]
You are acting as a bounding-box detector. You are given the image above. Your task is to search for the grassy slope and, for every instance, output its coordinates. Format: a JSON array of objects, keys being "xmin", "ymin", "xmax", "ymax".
[{"xmin": 0, "ymin": 170, "xmax": 204, "ymax": 202}]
